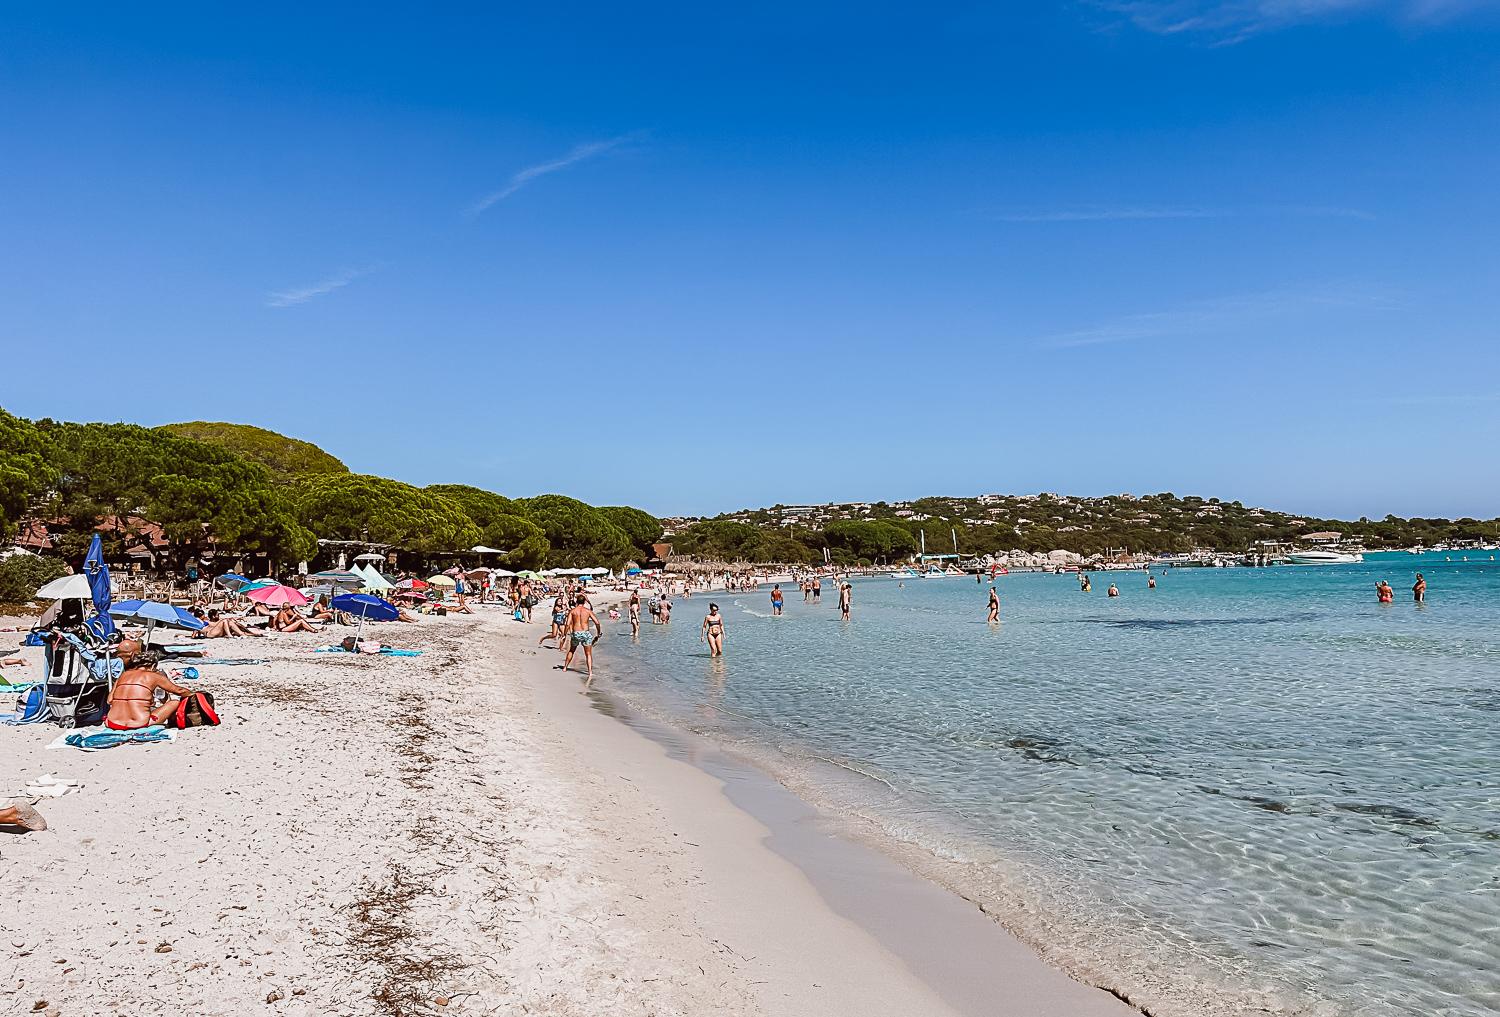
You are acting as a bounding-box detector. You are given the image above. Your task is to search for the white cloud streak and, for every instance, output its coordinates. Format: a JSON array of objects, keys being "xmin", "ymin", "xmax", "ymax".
[
  {"xmin": 265, "ymin": 267, "xmax": 370, "ymax": 308},
  {"xmin": 469, "ymin": 136, "xmax": 631, "ymax": 215},
  {"xmin": 1039, "ymin": 286, "xmax": 1398, "ymax": 348},
  {"xmin": 1094, "ymin": 0, "xmax": 1491, "ymax": 41}
]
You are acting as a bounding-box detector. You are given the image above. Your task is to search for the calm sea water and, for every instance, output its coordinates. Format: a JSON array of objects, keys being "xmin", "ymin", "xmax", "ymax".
[{"xmin": 599, "ymin": 552, "xmax": 1500, "ymax": 1017}]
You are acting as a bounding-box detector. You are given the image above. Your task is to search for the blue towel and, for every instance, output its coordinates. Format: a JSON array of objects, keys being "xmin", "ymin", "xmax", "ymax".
[{"xmin": 64, "ymin": 725, "xmax": 172, "ymax": 750}]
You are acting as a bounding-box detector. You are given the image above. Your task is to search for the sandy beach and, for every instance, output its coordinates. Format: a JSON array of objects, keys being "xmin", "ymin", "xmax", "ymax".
[{"xmin": 2, "ymin": 600, "xmax": 1140, "ymax": 1016}]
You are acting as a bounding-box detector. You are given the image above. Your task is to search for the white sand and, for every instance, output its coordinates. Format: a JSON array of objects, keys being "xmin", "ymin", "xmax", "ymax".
[{"xmin": 1, "ymin": 603, "xmax": 1141, "ymax": 1016}]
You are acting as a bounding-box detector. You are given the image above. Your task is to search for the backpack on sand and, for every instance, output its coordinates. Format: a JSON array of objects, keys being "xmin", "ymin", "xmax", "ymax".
[{"xmin": 171, "ymin": 691, "xmax": 220, "ymax": 729}]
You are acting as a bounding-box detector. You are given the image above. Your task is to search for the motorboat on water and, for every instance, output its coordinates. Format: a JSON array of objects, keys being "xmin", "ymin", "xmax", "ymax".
[{"xmin": 1286, "ymin": 549, "xmax": 1364, "ymax": 565}]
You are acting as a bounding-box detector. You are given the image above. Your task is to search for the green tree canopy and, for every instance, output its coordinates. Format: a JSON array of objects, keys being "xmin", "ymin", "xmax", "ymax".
[
  {"xmin": 157, "ymin": 421, "xmax": 348, "ymax": 478},
  {"xmin": 426, "ymin": 484, "xmax": 550, "ymax": 570},
  {"xmin": 597, "ymin": 506, "xmax": 664, "ymax": 559},
  {"xmin": 293, "ymin": 474, "xmax": 479, "ymax": 554},
  {"xmin": 517, "ymin": 494, "xmax": 633, "ymax": 568},
  {"xmin": 0, "ymin": 408, "xmax": 57, "ymax": 537},
  {"xmin": 36, "ymin": 419, "xmax": 316, "ymax": 562},
  {"xmin": 822, "ymin": 520, "xmax": 917, "ymax": 563}
]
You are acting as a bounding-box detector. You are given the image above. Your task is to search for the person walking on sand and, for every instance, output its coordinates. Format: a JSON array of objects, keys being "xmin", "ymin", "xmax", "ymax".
[
  {"xmin": 701, "ymin": 602, "xmax": 726, "ymax": 656},
  {"xmin": 561, "ymin": 595, "xmax": 603, "ymax": 685},
  {"xmin": 771, "ymin": 584, "xmax": 784, "ymax": 616},
  {"xmin": 987, "ymin": 585, "xmax": 1000, "ymax": 623},
  {"xmin": 838, "ymin": 581, "xmax": 852, "ymax": 621},
  {"xmin": 1413, "ymin": 573, "xmax": 1427, "ymax": 603}
]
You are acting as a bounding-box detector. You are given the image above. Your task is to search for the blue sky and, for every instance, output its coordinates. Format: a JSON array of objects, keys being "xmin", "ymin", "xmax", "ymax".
[{"xmin": 2, "ymin": 2, "xmax": 1497, "ymax": 519}]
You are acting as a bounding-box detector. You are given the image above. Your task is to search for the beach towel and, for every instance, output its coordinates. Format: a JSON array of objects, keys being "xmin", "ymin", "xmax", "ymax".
[
  {"xmin": 59, "ymin": 725, "xmax": 174, "ymax": 751},
  {"xmin": 0, "ymin": 686, "xmax": 48, "ymax": 726},
  {"xmin": 313, "ymin": 646, "xmax": 423, "ymax": 657},
  {"xmin": 191, "ymin": 658, "xmax": 267, "ymax": 666}
]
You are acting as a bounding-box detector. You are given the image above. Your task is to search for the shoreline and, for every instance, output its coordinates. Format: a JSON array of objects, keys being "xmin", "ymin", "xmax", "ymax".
[{"xmin": 549, "ymin": 646, "xmax": 1143, "ymax": 1017}]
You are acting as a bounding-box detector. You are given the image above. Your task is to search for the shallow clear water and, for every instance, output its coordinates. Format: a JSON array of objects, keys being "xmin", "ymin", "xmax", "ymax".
[{"xmin": 601, "ymin": 553, "xmax": 1500, "ymax": 1016}]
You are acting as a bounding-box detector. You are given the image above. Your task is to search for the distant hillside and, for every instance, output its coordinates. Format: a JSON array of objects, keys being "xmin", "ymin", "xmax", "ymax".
[
  {"xmin": 157, "ymin": 421, "xmax": 348, "ymax": 478},
  {"xmin": 667, "ymin": 492, "xmax": 1500, "ymax": 564}
]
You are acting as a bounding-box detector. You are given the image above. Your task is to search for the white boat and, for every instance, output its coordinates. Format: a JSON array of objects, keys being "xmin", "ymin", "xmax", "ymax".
[{"xmin": 1286, "ymin": 549, "xmax": 1364, "ymax": 565}]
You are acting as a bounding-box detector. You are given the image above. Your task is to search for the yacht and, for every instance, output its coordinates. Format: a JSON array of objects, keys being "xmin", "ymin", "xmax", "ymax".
[{"xmin": 1286, "ymin": 549, "xmax": 1364, "ymax": 565}]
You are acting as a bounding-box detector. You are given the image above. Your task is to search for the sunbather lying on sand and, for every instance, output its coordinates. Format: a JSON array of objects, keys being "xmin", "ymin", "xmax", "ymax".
[
  {"xmin": 195, "ymin": 610, "xmax": 264, "ymax": 639},
  {"xmin": 0, "ymin": 803, "xmax": 46, "ymax": 832},
  {"xmin": 106, "ymin": 650, "xmax": 196, "ymax": 730},
  {"xmin": 272, "ymin": 605, "xmax": 319, "ymax": 633}
]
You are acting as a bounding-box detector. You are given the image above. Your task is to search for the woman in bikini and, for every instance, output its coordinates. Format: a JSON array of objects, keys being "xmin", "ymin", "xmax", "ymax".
[
  {"xmin": 195, "ymin": 610, "xmax": 264, "ymax": 639},
  {"xmin": 700, "ymin": 603, "xmax": 726, "ymax": 657},
  {"xmin": 105, "ymin": 650, "xmax": 196, "ymax": 730},
  {"xmin": 273, "ymin": 605, "xmax": 320, "ymax": 633}
]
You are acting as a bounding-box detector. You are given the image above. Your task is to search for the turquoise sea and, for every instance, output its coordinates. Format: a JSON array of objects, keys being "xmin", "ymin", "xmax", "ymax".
[{"xmin": 600, "ymin": 551, "xmax": 1500, "ymax": 1017}]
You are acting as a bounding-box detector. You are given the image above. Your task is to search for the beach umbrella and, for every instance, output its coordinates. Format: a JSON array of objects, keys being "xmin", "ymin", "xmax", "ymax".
[
  {"xmin": 246, "ymin": 584, "xmax": 311, "ymax": 607},
  {"xmin": 110, "ymin": 599, "xmax": 205, "ymax": 642},
  {"xmin": 489, "ymin": 568, "xmax": 517, "ymax": 578},
  {"xmin": 395, "ymin": 578, "xmax": 429, "ymax": 590},
  {"xmin": 35, "ymin": 573, "xmax": 94, "ymax": 600},
  {"xmin": 391, "ymin": 589, "xmax": 426, "ymax": 602},
  {"xmin": 83, "ymin": 533, "xmax": 115, "ymax": 639},
  {"xmin": 310, "ymin": 569, "xmax": 365, "ymax": 588},
  {"xmin": 331, "ymin": 593, "xmax": 400, "ymax": 639},
  {"xmin": 426, "ymin": 574, "xmax": 457, "ymax": 588},
  {"xmin": 215, "ymin": 573, "xmax": 252, "ymax": 591},
  {"xmin": 516, "ymin": 570, "xmax": 542, "ymax": 580},
  {"xmin": 353, "ymin": 552, "xmax": 385, "ymax": 563},
  {"xmin": 359, "ymin": 567, "xmax": 393, "ymax": 592}
]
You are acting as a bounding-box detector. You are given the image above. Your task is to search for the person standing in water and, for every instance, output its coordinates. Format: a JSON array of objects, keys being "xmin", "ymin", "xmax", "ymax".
[
  {"xmin": 812, "ymin": 577, "xmax": 822, "ymax": 603},
  {"xmin": 771, "ymin": 584, "xmax": 784, "ymax": 616},
  {"xmin": 1107, "ymin": 583, "xmax": 1120, "ymax": 598},
  {"xmin": 987, "ymin": 585, "xmax": 1000, "ymax": 623},
  {"xmin": 1413, "ymin": 573, "xmax": 1427, "ymax": 603},
  {"xmin": 701, "ymin": 602, "xmax": 726, "ymax": 656},
  {"xmin": 1376, "ymin": 580, "xmax": 1394, "ymax": 603},
  {"xmin": 628, "ymin": 590, "xmax": 641, "ymax": 637},
  {"xmin": 838, "ymin": 581, "xmax": 852, "ymax": 621},
  {"xmin": 1147, "ymin": 575, "xmax": 1156, "ymax": 589}
]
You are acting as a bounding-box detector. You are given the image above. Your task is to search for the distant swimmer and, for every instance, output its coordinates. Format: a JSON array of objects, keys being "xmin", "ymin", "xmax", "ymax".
[
  {"xmin": 1107, "ymin": 583, "xmax": 1120, "ymax": 598},
  {"xmin": 1080, "ymin": 575, "xmax": 1092, "ymax": 593},
  {"xmin": 1376, "ymin": 580, "xmax": 1394, "ymax": 603},
  {"xmin": 701, "ymin": 603, "xmax": 726, "ymax": 657},
  {"xmin": 1147, "ymin": 575, "xmax": 1157, "ymax": 589},
  {"xmin": 771, "ymin": 584, "xmax": 784, "ymax": 616},
  {"xmin": 1413, "ymin": 573, "xmax": 1426, "ymax": 603},
  {"xmin": 987, "ymin": 585, "xmax": 1000, "ymax": 623},
  {"xmin": 838, "ymin": 581, "xmax": 852, "ymax": 621}
]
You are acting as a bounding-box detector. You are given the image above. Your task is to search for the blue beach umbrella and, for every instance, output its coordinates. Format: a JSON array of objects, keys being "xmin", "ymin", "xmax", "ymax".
[
  {"xmin": 110, "ymin": 598, "xmax": 206, "ymax": 643},
  {"xmin": 331, "ymin": 593, "xmax": 400, "ymax": 640},
  {"xmin": 83, "ymin": 533, "xmax": 115, "ymax": 640},
  {"xmin": 216, "ymin": 573, "xmax": 252, "ymax": 591}
]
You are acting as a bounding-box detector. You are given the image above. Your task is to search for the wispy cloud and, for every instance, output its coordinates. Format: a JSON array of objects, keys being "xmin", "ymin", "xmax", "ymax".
[
  {"xmin": 469, "ymin": 135, "xmax": 632, "ymax": 215},
  {"xmin": 1093, "ymin": 0, "xmax": 1489, "ymax": 42},
  {"xmin": 265, "ymin": 267, "xmax": 372, "ymax": 308},
  {"xmin": 1039, "ymin": 285, "xmax": 1398, "ymax": 348},
  {"xmin": 987, "ymin": 203, "xmax": 1374, "ymax": 223}
]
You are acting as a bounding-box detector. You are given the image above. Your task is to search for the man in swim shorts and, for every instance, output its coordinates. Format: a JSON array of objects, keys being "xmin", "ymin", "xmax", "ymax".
[{"xmin": 562, "ymin": 595, "xmax": 604, "ymax": 686}]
